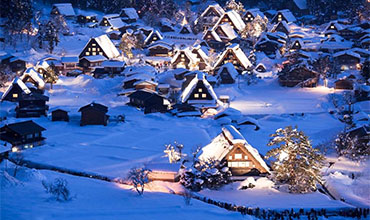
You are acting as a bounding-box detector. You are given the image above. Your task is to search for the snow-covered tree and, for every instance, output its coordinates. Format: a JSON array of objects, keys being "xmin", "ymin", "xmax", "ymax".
[
  {"xmin": 119, "ymin": 31, "xmax": 136, "ymax": 59},
  {"xmin": 265, "ymin": 126, "xmax": 325, "ymax": 193},
  {"xmin": 43, "ymin": 62, "xmax": 59, "ymax": 89},
  {"xmin": 335, "ymin": 130, "xmax": 370, "ymax": 161},
  {"xmin": 225, "ymin": 0, "xmax": 245, "ymax": 16},
  {"xmin": 139, "ymin": 0, "xmax": 177, "ymax": 26},
  {"xmin": 180, "ymin": 147, "xmax": 231, "ymax": 191},
  {"xmin": 127, "ymin": 167, "xmax": 151, "ymax": 195},
  {"xmin": 3, "ymin": 0, "xmax": 34, "ymax": 47},
  {"xmin": 36, "ymin": 20, "xmax": 59, "ymax": 54},
  {"xmin": 239, "ymin": 15, "xmax": 268, "ymax": 44},
  {"xmin": 164, "ymin": 141, "xmax": 184, "ymax": 163}
]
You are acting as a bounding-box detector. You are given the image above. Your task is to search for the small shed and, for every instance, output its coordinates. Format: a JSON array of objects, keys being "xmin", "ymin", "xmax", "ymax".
[
  {"xmin": 79, "ymin": 102, "xmax": 109, "ymax": 126},
  {"xmin": 51, "ymin": 109, "xmax": 69, "ymax": 122},
  {"xmin": 335, "ymin": 79, "xmax": 354, "ymax": 90}
]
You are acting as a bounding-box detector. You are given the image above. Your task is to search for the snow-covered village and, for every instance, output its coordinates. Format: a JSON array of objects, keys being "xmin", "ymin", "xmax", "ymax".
[{"xmin": 0, "ymin": 0, "xmax": 369, "ymax": 219}]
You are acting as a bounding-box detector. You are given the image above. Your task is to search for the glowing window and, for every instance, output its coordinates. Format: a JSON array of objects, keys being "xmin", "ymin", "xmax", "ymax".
[
  {"xmin": 12, "ymin": 93, "xmax": 18, "ymax": 98},
  {"xmin": 202, "ymin": 93, "xmax": 207, "ymax": 98},
  {"xmin": 235, "ymin": 154, "xmax": 242, "ymax": 159},
  {"xmin": 194, "ymin": 93, "xmax": 199, "ymax": 98},
  {"xmin": 92, "ymin": 52, "xmax": 96, "ymax": 55},
  {"xmin": 198, "ymin": 88, "xmax": 202, "ymax": 92},
  {"xmin": 92, "ymin": 48, "xmax": 96, "ymax": 51},
  {"xmin": 86, "ymin": 52, "xmax": 90, "ymax": 55},
  {"xmin": 229, "ymin": 155, "xmax": 232, "ymax": 160},
  {"xmin": 244, "ymin": 155, "xmax": 248, "ymax": 159},
  {"xmin": 99, "ymin": 52, "xmax": 103, "ymax": 55},
  {"xmin": 92, "ymin": 43, "xmax": 96, "ymax": 46}
]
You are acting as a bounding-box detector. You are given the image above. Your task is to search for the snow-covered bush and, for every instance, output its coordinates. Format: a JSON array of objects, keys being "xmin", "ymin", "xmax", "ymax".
[
  {"xmin": 164, "ymin": 141, "xmax": 184, "ymax": 163},
  {"xmin": 265, "ymin": 126, "xmax": 325, "ymax": 193},
  {"xmin": 180, "ymin": 155, "xmax": 231, "ymax": 192},
  {"xmin": 42, "ymin": 178, "xmax": 72, "ymax": 201},
  {"xmin": 335, "ymin": 131, "xmax": 369, "ymax": 161},
  {"xmin": 127, "ymin": 167, "xmax": 151, "ymax": 195}
]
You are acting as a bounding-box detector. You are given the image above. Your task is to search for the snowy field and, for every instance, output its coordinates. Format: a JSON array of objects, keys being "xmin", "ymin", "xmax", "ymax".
[
  {"xmin": 2, "ymin": 74, "xmax": 368, "ymax": 220},
  {"xmin": 1, "ymin": 167, "xmax": 250, "ymax": 220}
]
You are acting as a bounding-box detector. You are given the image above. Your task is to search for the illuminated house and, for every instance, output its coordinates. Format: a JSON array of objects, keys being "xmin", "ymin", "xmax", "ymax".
[
  {"xmin": 199, "ymin": 125, "xmax": 269, "ymax": 176},
  {"xmin": 213, "ymin": 44, "xmax": 252, "ymax": 72},
  {"xmin": 1, "ymin": 78, "xmax": 31, "ymax": 102},
  {"xmin": 79, "ymin": 34, "xmax": 120, "ymax": 59},
  {"xmin": 179, "ymin": 72, "xmax": 219, "ymax": 108},
  {"xmin": 243, "ymin": 8, "xmax": 265, "ymax": 23},
  {"xmin": 0, "ymin": 120, "xmax": 46, "ymax": 151},
  {"xmin": 271, "ymin": 9, "xmax": 296, "ymax": 24},
  {"xmin": 171, "ymin": 48, "xmax": 198, "ymax": 70},
  {"xmin": 51, "ymin": 3, "xmax": 75, "ymax": 19}
]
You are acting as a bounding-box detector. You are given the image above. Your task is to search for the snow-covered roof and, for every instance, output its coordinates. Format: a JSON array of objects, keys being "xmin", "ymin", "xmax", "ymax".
[
  {"xmin": 217, "ymin": 23, "xmax": 237, "ymax": 40},
  {"xmin": 293, "ymin": 0, "xmax": 307, "ymax": 10},
  {"xmin": 61, "ymin": 56, "xmax": 78, "ymax": 63},
  {"xmin": 272, "ymin": 21, "xmax": 291, "ymax": 33},
  {"xmin": 217, "ymin": 62, "xmax": 238, "ymax": 80},
  {"xmin": 52, "ymin": 3, "xmax": 75, "ymax": 17},
  {"xmin": 102, "ymin": 60, "xmax": 125, "ymax": 67},
  {"xmin": 120, "ymin": 8, "xmax": 139, "ymax": 20},
  {"xmin": 333, "ymin": 50, "xmax": 361, "ymax": 59},
  {"xmin": 244, "ymin": 8, "xmax": 265, "ymax": 19},
  {"xmin": 325, "ymin": 21, "xmax": 344, "ymax": 32},
  {"xmin": 216, "ymin": 10, "xmax": 245, "ymax": 32},
  {"xmin": 273, "ymin": 9, "xmax": 296, "ymax": 23},
  {"xmin": 203, "ymin": 28, "xmax": 222, "ymax": 42},
  {"xmin": 180, "ymin": 72, "xmax": 218, "ymax": 104},
  {"xmin": 91, "ymin": 34, "xmax": 120, "ymax": 59},
  {"xmin": 107, "ymin": 18, "xmax": 126, "ymax": 29},
  {"xmin": 199, "ymin": 125, "xmax": 270, "ymax": 172},
  {"xmin": 144, "ymin": 30, "xmax": 163, "ymax": 45},
  {"xmin": 20, "ymin": 67, "xmax": 45, "ymax": 89},
  {"xmin": 81, "ymin": 55, "xmax": 107, "ymax": 62},
  {"xmin": 171, "ymin": 47, "xmax": 199, "ymax": 66},
  {"xmin": 214, "ymin": 44, "xmax": 252, "ymax": 70},
  {"xmin": 102, "ymin": 14, "xmax": 120, "ymax": 19},
  {"xmin": 1, "ymin": 77, "xmax": 31, "ymax": 100},
  {"xmin": 148, "ymin": 41, "xmax": 173, "ymax": 50},
  {"xmin": 200, "ymin": 3, "xmax": 225, "ymax": 18},
  {"xmin": 192, "ymin": 45, "xmax": 209, "ymax": 64}
]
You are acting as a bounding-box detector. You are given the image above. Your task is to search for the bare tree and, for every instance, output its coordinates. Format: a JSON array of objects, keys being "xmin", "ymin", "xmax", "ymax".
[
  {"xmin": 127, "ymin": 167, "xmax": 151, "ymax": 195},
  {"xmin": 42, "ymin": 178, "xmax": 72, "ymax": 201}
]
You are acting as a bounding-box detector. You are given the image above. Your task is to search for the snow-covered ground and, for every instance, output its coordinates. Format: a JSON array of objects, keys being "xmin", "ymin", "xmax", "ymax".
[
  {"xmin": 1, "ymin": 166, "xmax": 250, "ymax": 220},
  {"xmin": 2, "ymin": 74, "xmax": 368, "ymax": 220}
]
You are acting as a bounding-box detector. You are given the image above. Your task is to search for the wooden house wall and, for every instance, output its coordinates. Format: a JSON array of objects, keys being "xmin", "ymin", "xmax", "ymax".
[
  {"xmin": 79, "ymin": 39, "xmax": 107, "ymax": 58},
  {"xmin": 10, "ymin": 60, "xmax": 26, "ymax": 72},
  {"xmin": 2, "ymin": 85, "xmax": 23, "ymax": 102},
  {"xmin": 187, "ymin": 81, "xmax": 213, "ymax": 101},
  {"xmin": 172, "ymin": 52, "xmax": 191, "ymax": 69},
  {"xmin": 219, "ymin": 68, "xmax": 235, "ymax": 84},
  {"xmin": 81, "ymin": 109, "xmax": 107, "ymax": 126},
  {"xmin": 149, "ymin": 47, "xmax": 170, "ymax": 56},
  {"xmin": 224, "ymin": 143, "xmax": 267, "ymax": 176}
]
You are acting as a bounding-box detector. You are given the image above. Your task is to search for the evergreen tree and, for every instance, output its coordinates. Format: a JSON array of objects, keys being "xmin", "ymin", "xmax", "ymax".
[
  {"xmin": 180, "ymin": 147, "xmax": 231, "ymax": 191},
  {"xmin": 3, "ymin": 0, "xmax": 34, "ymax": 47},
  {"xmin": 265, "ymin": 126, "xmax": 325, "ymax": 193},
  {"xmin": 239, "ymin": 15, "xmax": 267, "ymax": 44},
  {"xmin": 335, "ymin": 129, "xmax": 370, "ymax": 161},
  {"xmin": 225, "ymin": 0, "xmax": 245, "ymax": 16},
  {"xmin": 43, "ymin": 62, "xmax": 59, "ymax": 89}
]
